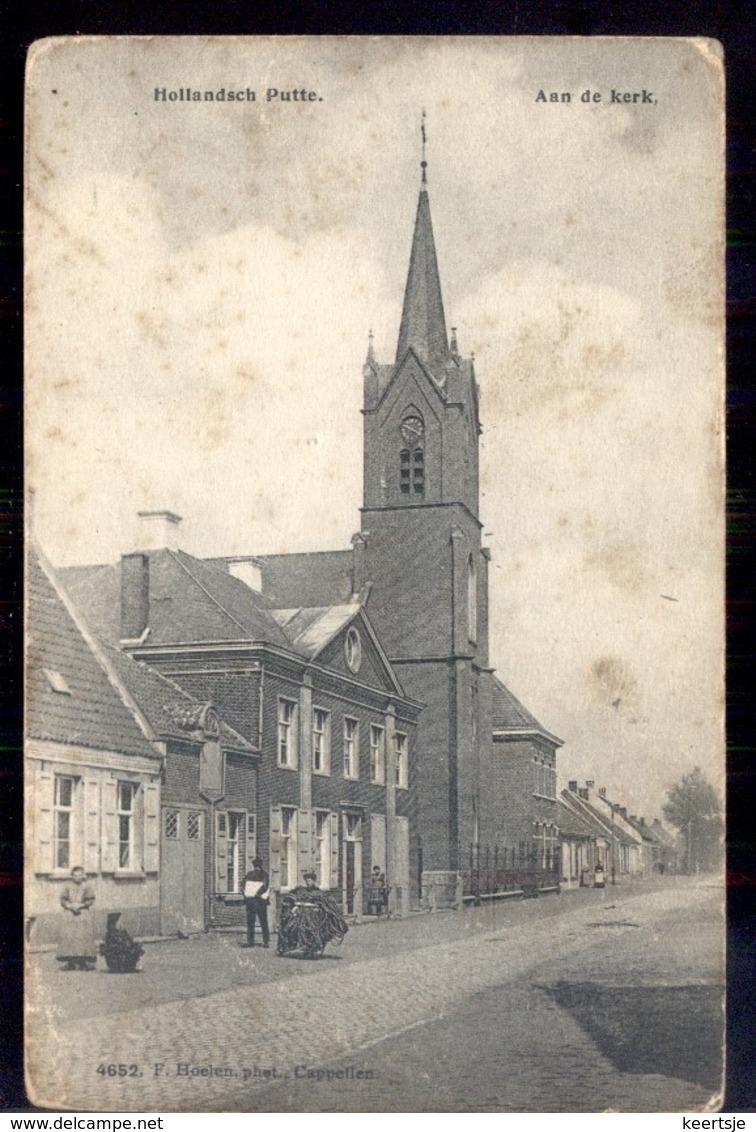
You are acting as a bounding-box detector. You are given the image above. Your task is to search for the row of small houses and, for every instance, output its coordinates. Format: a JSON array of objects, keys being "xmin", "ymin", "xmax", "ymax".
[
  {"xmin": 26, "ymin": 538, "xmax": 674, "ymax": 946},
  {"xmin": 557, "ymin": 781, "xmax": 676, "ymax": 889}
]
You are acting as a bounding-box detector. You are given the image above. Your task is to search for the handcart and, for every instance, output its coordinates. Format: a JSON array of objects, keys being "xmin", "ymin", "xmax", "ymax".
[{"xmin": 276, "ymin": 887, "xmax": 349, "ymax": 959}]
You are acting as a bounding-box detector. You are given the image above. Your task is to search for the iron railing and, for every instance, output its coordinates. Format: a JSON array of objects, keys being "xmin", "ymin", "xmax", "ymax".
[{"xmin": 461, "ymin": 842, "xmax": 560, "ymax": 901}]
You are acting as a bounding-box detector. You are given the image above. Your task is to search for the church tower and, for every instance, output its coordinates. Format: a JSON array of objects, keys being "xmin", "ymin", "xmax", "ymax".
[{"xmin": 360, "ymin": 131, "xmax": 491, "ymax": 872}]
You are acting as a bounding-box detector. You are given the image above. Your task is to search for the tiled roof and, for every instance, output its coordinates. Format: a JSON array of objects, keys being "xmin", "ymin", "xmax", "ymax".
[
  {"xmin": 560, "ymin": 790, "xmax": 640, "ymax": 847},
  {"xmin": 251, "ymin": 550, "xmax": 354, "ymax": 609},
  {"xmin": 164, "ymin": 550, "xmax": 291, "ymax": 646},
  {"xmin": 64, "ymin": 550, "xmax": 293, "ymax": 648},
  {"xmin": 61, "ymin": 562, "xmax": 121, "ymax": 642},
  {"xmin": 488, "ymin": 675, "xmax": 562, "ymax": 746},
  {"xmin": 102, "ymin": 642, "xmax": 255, "ymax": 753},
  {"xmin": 26, "ymin": 548, "xmax": 158, "ymax": 760},
  {"xmin": 556, "ymin": 800, "xmax": 597, "ymax": 839},
  {"xmin": 272, "ymin": 604, "xmax": 359, "ymax": 660}
]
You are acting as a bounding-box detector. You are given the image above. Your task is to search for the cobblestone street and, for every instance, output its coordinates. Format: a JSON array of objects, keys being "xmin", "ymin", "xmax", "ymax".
[{"xmin": 26, "ymin": 878, "xmax": 723, "ymax": 1113}]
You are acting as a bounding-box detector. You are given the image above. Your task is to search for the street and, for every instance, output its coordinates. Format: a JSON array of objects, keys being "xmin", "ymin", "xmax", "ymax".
[{"xmin": 26, "ymin": 877, "xmax": 723, "ymax": 1112}]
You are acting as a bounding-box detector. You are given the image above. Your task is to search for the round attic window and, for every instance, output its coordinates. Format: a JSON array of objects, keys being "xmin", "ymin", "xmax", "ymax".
[{"xmin": 345, "ymin": 627, "xmax": 362, "ymax": 674}]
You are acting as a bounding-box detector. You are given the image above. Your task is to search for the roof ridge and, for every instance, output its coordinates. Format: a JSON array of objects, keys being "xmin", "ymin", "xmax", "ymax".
[{"xmin": 170, "ymin": 549, "xmax": 258, "ymax": 639}]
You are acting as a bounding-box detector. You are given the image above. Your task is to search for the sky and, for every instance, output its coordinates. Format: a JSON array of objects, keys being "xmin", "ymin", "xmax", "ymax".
[{"xmin": 26, "ymin": 37, "xmax": 724, "ymax": 819}]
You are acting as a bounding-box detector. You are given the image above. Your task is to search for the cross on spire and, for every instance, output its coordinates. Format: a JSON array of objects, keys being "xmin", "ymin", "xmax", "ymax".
[{"xmin": 421, "ymin": 108, "xmax": 427, "ymax": 184}]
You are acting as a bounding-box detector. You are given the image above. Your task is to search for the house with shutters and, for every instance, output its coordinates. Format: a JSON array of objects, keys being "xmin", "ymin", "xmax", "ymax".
[{"xmin": 25, "ymin": 543, "xmax": 163, "ymax": 943}]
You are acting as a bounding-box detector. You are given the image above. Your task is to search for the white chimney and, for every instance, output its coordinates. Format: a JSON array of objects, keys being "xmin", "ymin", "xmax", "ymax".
[
  {"xmin": 227, "ymin": 557, "xmax": 263, "ymax": 593},
  {"xmin": 136, "ymin": 510, "xmax": 183, "ymax": 551}
]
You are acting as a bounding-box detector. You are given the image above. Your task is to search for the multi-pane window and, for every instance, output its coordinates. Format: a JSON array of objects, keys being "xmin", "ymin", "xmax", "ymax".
[
  {"xmin": 280, "ymin": 807, "xmax": 297, "ymax": 889},
  {"xmin": 345, "ymin": 812, "xmax": 362, "ymax": 840},
  {"xmin": 370, "ymin": 724, "xmax": 385, "ymax": 784},
  {"xmin": 278, "ymin": 698, "xmax": 298, "ymax": 767},
  {"xmin": 117, "ymin": 782, "xmax": 137, "ymax": 868},
  {"xmin": 533, "ymin": 821, "xmax": 558, "ymax": 868},
  {"xmin": 533, "ymin": 759, "xmax": 555, "ymax": 798},
  {"xmin": 164, "ymin": 809, "xmax": 179, "ymax": 839},
  {"xmin": 343, "ymin": 717, "xmax": 359, "ymax": 778},
  {"xmin": 54, "ymin": 775, "xmax": 76, "ymax": 870},
  {"xmin": 400, "ymin": 448, "xmax": 425, "ymax": 496},
  {"xmin": 226, "ymin": 811, "xmax": 243, "ymax": 892},
  {"xmin": 313, "ymin": 708, "xmax": 331, "ymax": 774},
  {"xmin": 314, "ymin": 810, "xmax": 331, "ymax": 889},
  {"xmin": 187, "ymin": 811, "xmax": 202, "ymax": 841},
  {"xmin": 395, "ymin": 732, "xmax": 408, "ymax": 789}
]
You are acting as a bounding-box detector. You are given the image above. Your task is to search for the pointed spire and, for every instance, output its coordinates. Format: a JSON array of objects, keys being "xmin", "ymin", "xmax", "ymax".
[
  {"xmin": 395, "ymin": 113, "xmax": 449, "ymax": 375},
  {"xmin": 366, "ymin": 328, "xmax": 376, "ymax": 365},
  {"xmin": 450, "ymin": 326, "xmax": 459, "ymax": 357}
]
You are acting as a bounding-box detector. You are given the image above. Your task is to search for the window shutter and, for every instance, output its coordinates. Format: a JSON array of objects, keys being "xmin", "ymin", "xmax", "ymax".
[
  {"xmin": 245, "ymin": 813, "xmax": 257, "ymax": 873},
  {"xmin": 330, "ymin": 812, "xmax": 339, "ymax": 890},
  {"xmin": 34, "ymin": 767, "xmax": 54, "ymax": 873},
  {"xmin": 102, "ymin": 778, "xmax": 118, "ymax": 873},
  {"xmin": 83, "ymin": 776, "xmax": 100, "ymax": 874},
  {"xmin": 143, "ymin": 781, "xmax": 160, "ymax": 873},
  {"xmin": 216, "ymin": 810, "xmax": 228, "ymax": 893},
  {"xmin": 269, "ymin": 805, "xmax": 282, "ymax": 891},
  {"xmin": 297, "ymin": 807, "xmax": 311, "ymax": 884}
]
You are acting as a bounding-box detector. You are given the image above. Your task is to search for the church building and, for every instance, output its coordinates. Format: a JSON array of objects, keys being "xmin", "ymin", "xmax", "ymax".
[
  {"xmin": 358, "ymin": 156, "xmax": 563, "ymax": 879},
  {"xmin": 54, "ymin": 143, "xmax": 563, "ymax": 926}
]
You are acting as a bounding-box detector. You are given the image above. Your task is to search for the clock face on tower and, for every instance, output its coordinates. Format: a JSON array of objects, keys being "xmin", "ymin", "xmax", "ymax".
[{"xmin": 400, "ymin": 415, "xmax": 424, "ymax": 445}]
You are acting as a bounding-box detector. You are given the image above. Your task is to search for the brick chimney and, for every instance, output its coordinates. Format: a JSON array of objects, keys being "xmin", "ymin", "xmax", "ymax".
[
  {"xmin": 585, "ymin": 780, "xmax": 595, "ymax": 790},
  {"xmin": 121, "ymin": 553, "xmax": 149, "ymax": 640},
  {"xmin": 598, "ymin": 787, "xmax": 607, "ymax": 798},
  {"xmin": 568, "ymin": 780, "xmax": 578, "ymax": 792},
  {"xmin": 620, "ymin": 807, "xmax": 627, "ymax": 819},
  {"xmin": 136, "ymin": 510, "xmax": 182, "ymax": 552}
]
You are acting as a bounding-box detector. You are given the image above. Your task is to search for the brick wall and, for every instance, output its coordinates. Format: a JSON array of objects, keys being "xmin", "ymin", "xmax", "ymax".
[
  {"xmin": 482, "ymin": 738, "xmax": 559, "ymax": 849},
  {"xmin": 173, "ymin": 669, "xmax": 261, "ymax": 747}
]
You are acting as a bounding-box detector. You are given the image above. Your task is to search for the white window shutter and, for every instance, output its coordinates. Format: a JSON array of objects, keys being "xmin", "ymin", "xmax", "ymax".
[
  {"xmin": 35, "ymin": 767, "xmax": 54, "ymax": 873},
  {"xmin": 102, "ymin": 778, "xmax": 118, "ymax": 873},
  {"xmin": 83, "ymin": 777, "xmax": 100, "ymax": 874},
  {"xmin": 143, "ymin": 781, "xmax": 160, "ymax": 873},
  {"xmin": 269, "ymin": 805, "xmax": 282, "ymax": 890},
  {"xmin": 330, "ymin": 812, "xmax": 339, "ymax": 890},
  {"xmin": 297, "ymin": 808, "xmax": 312, "ymax": 883},
  {"xmin": 216, "ymin": 810, "xmax": 228, "ymax": 893},
  {"xmin": 245, "ymin": 813, "xmax": 257, "ymax": 873}
]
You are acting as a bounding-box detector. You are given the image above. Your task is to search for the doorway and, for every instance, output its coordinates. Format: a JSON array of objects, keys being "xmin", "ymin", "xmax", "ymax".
[
  {"xmin": 160, "ymin": 807, "xmax": 205, "ymax": 934},
  {"xmin": 342, "ymin": 811, "xmax": 363, "ymax": 915}
]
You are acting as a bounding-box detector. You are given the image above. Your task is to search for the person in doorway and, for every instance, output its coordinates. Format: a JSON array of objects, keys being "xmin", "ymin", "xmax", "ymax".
[
  {"xmin": 56, "ymin": 866, "xmax": 97, "ymax": 970},
  {"xmin": 242, "ymin": 858, "xmax": 270, "ymax": 948},
  {"xmin": 368, "ymin": 865, "xmax": 387, "ymax": 916}
]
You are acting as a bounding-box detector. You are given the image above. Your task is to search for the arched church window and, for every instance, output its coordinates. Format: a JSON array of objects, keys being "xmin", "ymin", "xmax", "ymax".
[
  {"xmin": 400, "ymin": 414, "xmax": 425, "ymax": 498},
  {"xmin": 467, "ymin": 552, "xmax": 477, "ymax": 644}
]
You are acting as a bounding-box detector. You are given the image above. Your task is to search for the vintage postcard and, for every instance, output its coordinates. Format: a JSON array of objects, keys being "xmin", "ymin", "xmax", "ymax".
[{"xmin": 24, "ymin": 37, "xmax": 725, "ymax": 1113}]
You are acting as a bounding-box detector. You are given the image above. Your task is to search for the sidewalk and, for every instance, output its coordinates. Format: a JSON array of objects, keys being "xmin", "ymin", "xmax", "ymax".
[{"xmin": 27, "ymin": 881, "xmax": 663, "ymax": 1023}]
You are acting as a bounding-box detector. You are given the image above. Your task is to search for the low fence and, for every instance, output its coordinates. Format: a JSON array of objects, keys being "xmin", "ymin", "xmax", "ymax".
[{"xmin": 461, "ymin": 843, "xmax": 561, "ymax": 902}]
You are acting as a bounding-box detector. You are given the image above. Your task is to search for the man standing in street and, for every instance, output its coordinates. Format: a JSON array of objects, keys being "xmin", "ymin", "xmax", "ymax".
[{"xmin": 242, "ymin": 858, "xmax": 270, "ymax": 948}]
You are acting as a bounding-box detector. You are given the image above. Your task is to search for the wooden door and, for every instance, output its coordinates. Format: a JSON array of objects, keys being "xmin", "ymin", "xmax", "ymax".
[{"xmin": 160, "ymin": 807, "xmax": 205, "ymax": 934}]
